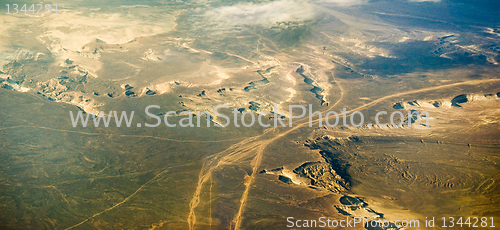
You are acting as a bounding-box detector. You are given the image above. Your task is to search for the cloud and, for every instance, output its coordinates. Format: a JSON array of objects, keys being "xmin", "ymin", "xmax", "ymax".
[
  {"xmin": 203, "ymin": 0, "xmax": 444, "ymax": 31},
  {"xmin": 204, "ymin": 0, "xmax": 316, "ymax": 28},
  {"xmin": 316, "ymin": 0, "xmax": 369, "ymax": 6}
]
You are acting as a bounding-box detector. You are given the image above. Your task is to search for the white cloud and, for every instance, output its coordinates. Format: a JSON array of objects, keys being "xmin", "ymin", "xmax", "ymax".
[
  {"xmin": 316, "ymin": 0, "xmax": 369, "ymax": 6},
  {"xmin": 205, "ymin": 0, "xmax": 316, "ymax": 28},
  {"xmin": 203, "ymin": 0, "xmax": 443, "ymax": 31}
]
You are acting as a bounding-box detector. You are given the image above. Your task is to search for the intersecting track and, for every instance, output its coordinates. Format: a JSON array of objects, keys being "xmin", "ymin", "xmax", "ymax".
[{"xmin": 187, "ymin": 78, "xmax": 500, "ymax": 230}]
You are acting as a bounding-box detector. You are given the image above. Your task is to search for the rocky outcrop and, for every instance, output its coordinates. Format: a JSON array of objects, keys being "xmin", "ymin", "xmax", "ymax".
[
  {"xmin": 451, "ymin": 94, "xmax": 468, "ymax": 107},
  {"xmin": 294, "ymin": 162, "xmax": 349, "ymax": 193}
]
